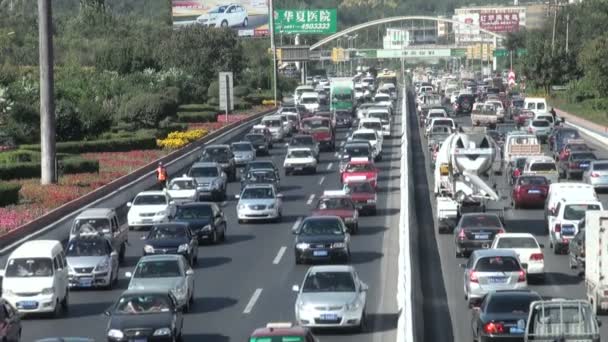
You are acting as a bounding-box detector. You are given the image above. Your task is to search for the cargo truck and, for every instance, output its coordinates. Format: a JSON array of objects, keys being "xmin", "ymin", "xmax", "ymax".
[
  {"xmin": 330, "ymin": 78, "xmax": 355, "ymax": 114},
  {"xmin": 585, "ymin": 210, "xmax": 608, "ymax": 315}
]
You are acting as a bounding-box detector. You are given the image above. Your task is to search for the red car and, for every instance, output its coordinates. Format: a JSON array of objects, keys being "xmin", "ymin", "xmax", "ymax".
[
  {"xmin": 343, "ymin": 178, "xmax": 377, "ymax": 215},
  {"xmin": 340, "ymin": 159, "xmax": 379, "ymax": 188},
  {"xmin": 249, "ymin": 322, "xmax": 316, "ymax": 342},
  {"xmin": 311, "ymin": 191, "xmax": 359, "ymax": 233},
  {"xmin": 514, "ymin": 109, "xmax": 534, "ymax": 126},
  {"xmin": 300, "ymin": 116, "xmax": 335, "ymax": 151},
  {"xmin": 512, "ymin": 175, "xmax": 549, "ymax": 209}
]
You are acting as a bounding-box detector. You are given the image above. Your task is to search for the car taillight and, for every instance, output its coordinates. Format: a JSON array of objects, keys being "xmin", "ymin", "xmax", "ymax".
[
  {"xmin": 554, "ymin": 223, "xmax": 561, "ymax": 233},
  {"xmin": 518, "ymin": 269, "xmax": 527, "ymax": 282},
  {"xmin": 592, "ymin": 172, "xmax": 600, "ymax": 178},
  {"xmin": 469, "ymin": 271, "xmax": 479, "ymax": 283},
  {"xmin": 569, "ymin": 162, "xmax": 578, "ymax": 168},
  {"xmin": 483, "ymin": 322, "xmax": 505, "ymax": 334},
  {"xmin": 530, "ymin": 253, "xmax": 544, "ymax": 261},
  {"xmin": 528, "ymin": 127, "xmax": 533, "ymax": 133},
  {"xmin": 458, "ymin": 229, "xmax": 466, "ymax": 240}
]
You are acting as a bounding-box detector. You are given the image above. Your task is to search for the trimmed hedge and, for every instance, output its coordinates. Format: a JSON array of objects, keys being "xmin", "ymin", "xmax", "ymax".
[
  {"xmin": 0, "ymin": 150, "xmax": 40, "ymax": 164},
  {"xmin": 0, "ymin": 182, "xmax": 21, "ymax": 206},
  {"xmin": 179, "ymin": 104, "xmax": 218, "ymax": 112},
  {"xmin": 176, "ymin": 111, "xmax": 217, "ymax": 123},
  {"xmin": 20, "ymin": 136, "xmax": 157, "ymax": 154},
  {"xmin": 243, "ymin": 92, "xmax": 273, "ymax": 105},
  {"xmin": 0, "ymin": 157, "xmax": 100, "ymax": 181}
]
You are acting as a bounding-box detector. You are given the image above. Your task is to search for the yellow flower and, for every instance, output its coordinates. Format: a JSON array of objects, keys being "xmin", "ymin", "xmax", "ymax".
[{"xmin": 156, "ymin": 129, "xmax": 209, "ymax": 150}]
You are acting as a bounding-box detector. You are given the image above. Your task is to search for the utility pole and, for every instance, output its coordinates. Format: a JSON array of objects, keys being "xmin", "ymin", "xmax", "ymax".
[
  {"xmin": 268, "ymin": 0, "xmax": 278, "ymax": 106},
  {"xmin": 38, "ymin": 0, "xmax": 56, "ymax": 185},
  {"xmin": 565, "ymin": 12, "xmax": 569, "ymax": 53},
  {"xmin": 551, "ymin": 0, "xmax": 558, "ymax": 55}
]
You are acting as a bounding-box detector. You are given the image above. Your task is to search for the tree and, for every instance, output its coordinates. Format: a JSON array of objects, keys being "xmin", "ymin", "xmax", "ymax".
[
  {"xmin": 578, "ymin": 33, "xmax": 608, "ymax": 97},
  {"xmin": 521, "ymin": 33, "xmax": 574, "ymax": 94}
]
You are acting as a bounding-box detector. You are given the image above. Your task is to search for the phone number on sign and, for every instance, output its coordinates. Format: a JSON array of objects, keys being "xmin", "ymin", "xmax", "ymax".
[{"xmin": 300, "ymin": 23, "xmax": 331, "ymax": 30}]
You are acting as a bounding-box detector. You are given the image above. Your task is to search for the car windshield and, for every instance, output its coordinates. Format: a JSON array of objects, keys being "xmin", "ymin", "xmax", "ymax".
[
  {"xmin": 302, "ymin": 271, "xmax": 356, "ymax": 293},
  {"xmin": 302, "ymin": 120, "xmax": 328, "ymax": 130},
  {"xmin": 246, "ymin": 171, "xmax": 276, "ymax": 181},
  {"xmin": 361, "ymin": 122, "xmax": 382, "ymax": 130},
  {"xmin": 190, "ymin": 167, "xmax": 218, "ymax": 178},
  {"xmin": 72, "ymin": 218, "xmax": 111, "ymax": 234},
  {"xmin": 593, "ymin": 163, "xmax": 608, "ymax": 171},
  {"xmin": 530, "ymin": 163, "xmax": 556, "ymax": 171},
  {"xmin": 353, "ymin": 133, "xmax": 376, "ymax": 141},
  {"xmin": 232, "ymin": 143, "xmax": 253, "ymax": 152},
  {"xmin": 461, "ymin": 215, "xmax": 502, "ymax": 228},
  {"xmin": 203, "ymin": 148, "xmax": 230, "ymax": 160},
  {"xmin": 175, "ymin": 205, "xmax": 213, "ymax": 219},
  {"xmin": 134, "ymin": 195, "xmax": 167, "ymax": 205},
  {"xmin": 291, "ymin": 136, "xmax": 314, "ymax": 145},
  {"xmin": 148, "ymin": 226, "xmax": 187, "ymax": 239},
  {"xmin": 564, "ymin": 204, "xmax": 601, "ymax": 220},
  {"xmin": 532, "ymin": 120, "xmax": 550, "ymax": 127},
  {"xmin": 301, "ymin": 97, "xmax": 318, "ymax": 104},
  {"xmin": 344, "ymin": 147, "xmax": 369, "ymax": 157},
  {"xmin": 288, "ymin": 150, "xmax": 312, "ymax": 158},
  {"xmin": 245, "ymin": 134, "xmax": 264, "ymax": 143},
  {"xmin": 264, "ymin": 120, "xmax": 282, "ymax": 128},
  {"xmin": 475, "ymin": 256, "xmax": 520, "ymax": 272},
  {"xmin": 210, "ymin": 6, "xmax": 227, "ymax": 13},
  {"xmin": 300, "ymin": 219, "xmax": 344, "ymax": 235},
  {"xmin": 248, "ymin": 162, "xmax": 274, "ymax": 171},
  {"xmin": 242, "ymin": 188, "xmax": 274, "ymax": 199},
  {"xmin": 134, "ymin": 260, "xmax": 182, "ymax": 278},
  {"xmin": 518, "ymin": 177, "xmax": 548, "ymax": 186},
  {"xmin": 317, "ymin": 198, "xmax": 353, "ymax": 210},
  {"xmin": 486, "ymin": 295, "xmax": 538, "ymax": 314},
  {"xmin": 169, "ymin": 180, "xmax": 196, "ymax": 190},
  {"xmin": 66, "ymin": 239, "xmax": 109, "ymax": 257},
  {"xmin": 346, "ymin": 163, "xmax": 374, "ymax": 172},
  {"xmin": 495, "ymin": 237, "xmax": 539, "ymax": 249},
  {"xmin": 433, "ymin": 120, "xmax": 453, "ymax": 127},
  {"xmin": 5, "ymin": 258, "xmax": 53, "ymax": 277},
  {"xmin": 572, "ymin": 153, "xmax": 596, "ymax": 160},
  {"xmin": 114, "ymin": 294, "xmax": 172, "ymax": 315},
  {"xmin": 346, "ymin": 182, "xmax": 374, "ymax": 193},
  {"xmin": 375, "ymin": 96, "xmax": 389, "ymax": 102}
]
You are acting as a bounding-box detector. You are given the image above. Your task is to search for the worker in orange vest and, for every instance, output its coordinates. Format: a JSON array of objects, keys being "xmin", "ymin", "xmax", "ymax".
[{"xmin": 156, "ymin": 162, "xmax": 168, "ymax": 189}]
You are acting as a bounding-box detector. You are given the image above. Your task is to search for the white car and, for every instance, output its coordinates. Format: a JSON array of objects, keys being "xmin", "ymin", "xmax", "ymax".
[
  {"xmin": 284, "ymin": 147, "xmax": 317, "ymax": 175},
  {"xmin": 358, "ymin": 118, "xmax": 384, "ymax": 138},
  {"xmin": 166, "ymin": 176, "xmax": 199, "ymax": 204},
  {"xmin": 196, "ymin": 4, "xmax": 248, "ymax": 28},
  {"xmin": 491, "ymin": 233, "xmax": 545, "ymax": 279},
  {"xmin": 373, "ymin": 93, "xmax": 392, "ymax": 107},
  {"xmin": 366, "ymin": 109, "xmax": 391, "ymax": 137},
  {"xmin": 349, "ymin": 129, "xmax": 382, "ymax": 161},
  {"xmin": 127, "ymin": 191, "xmax": 176, "ymax": 230},
  {"xmin": 300, "ymin": 92, "xmax": 320, "ymax": 113},
  {"xmin": 236, "ymin": 184, "xmax": 283, "ymax": 223}
]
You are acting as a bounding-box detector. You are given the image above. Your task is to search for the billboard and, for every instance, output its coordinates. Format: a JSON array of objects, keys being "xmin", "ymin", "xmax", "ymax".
[
  {"xmin": 274, "ymin": 9, "xmax": 337, "ymax": 34},
  {"xmin": 454, "ymin": 6, "xmax": 526, "ymax": 33},
  {"xmin": 172, "ymin": 0, "xmax": 269, "ymax": 36}
]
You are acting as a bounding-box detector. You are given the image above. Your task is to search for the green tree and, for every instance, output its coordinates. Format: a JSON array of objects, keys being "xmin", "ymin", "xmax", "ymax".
[{"xmin": 578, "ymin": 33, "xmax": 608, "ymax": 97}]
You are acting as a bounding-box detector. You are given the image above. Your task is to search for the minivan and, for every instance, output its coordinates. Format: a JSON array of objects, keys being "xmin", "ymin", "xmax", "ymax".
[
  {"xmin": 1, "ymin": 240, "xmax": 69, "ymax": 316},
  {"xmin": 69, "ymin": 208, "xmax": 127, "ymax": 263}
]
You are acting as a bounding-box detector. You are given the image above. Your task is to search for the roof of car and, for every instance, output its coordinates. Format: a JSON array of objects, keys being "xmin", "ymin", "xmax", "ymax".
[
  {"xmin": 471, "ymin": 248, "xmax": 518, "ymax": 259},
  {"xmin": 11, "ymin": 240, "xmax": 62, "ymax": 258},
  {"xmin": 136, "ymin": 190, "xmax": 169, "ymax": 196},
  {"xmin": 76, "ymin": 208, "xmax": 115, "ymax": 219},
  {"xmin": 242, "ymin": 183, "xmax": 276, "ymax": 189},
  {"xmin": 204, "ymin": 144, "xmax": 230, "ymax": 149},
  {"xmin": 460, "ymin": 212, "xmax": 500, "ymax": 218},
  {"xmin": 287, "ymin": 147, "xmax": 313, "ymax": 152},
  {"xmin": 308, "ymin": 265, "xmax": 354, "ymax": 273},
  {"xmin": 494, "ymin": 232, "xmax": 536, "ymax": 239},
  {"xmin": 120, "ymin": 289, "xmax": 172, "ymax": 297},
  {"xmin": 191, "ymin": 162, "xmax": 220, "ymax": 168},
  {"xmin": 177, "ymin": 202, "xmax": 215, "ymax": 209},
  {"xmin": 250, "ymin": 326, "xmax": 308, "ymax": 337},
  {"xmin": 138, "ymin": 254, "xmax": 185, "ymax": 262}
]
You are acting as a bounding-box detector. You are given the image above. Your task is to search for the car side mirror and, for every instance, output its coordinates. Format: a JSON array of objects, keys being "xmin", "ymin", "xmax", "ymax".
[
  {"xmin": 186, "ymin": 269, "xmax": 194, "ymax": 276},
  {"xmin": 126, "ymin": 202, "xmax": 132, "ymax": 207},
  {"xmin": 125, "ymin": 272, "xmax": 133, "ymax": 278},
  {"xmin": 360, "ymin": 283, "xmax": 369, "ymax": 292},
  {"xmin": 292, "ymin": 285, "xmax": 300, "ymax": 292}
]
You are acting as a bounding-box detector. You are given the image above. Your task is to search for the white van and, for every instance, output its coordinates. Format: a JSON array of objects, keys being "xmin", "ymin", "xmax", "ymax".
[
  {"xmin": 299, "ymin": 92, "xmax": 320, "ymax": 113},
  {"xmin": 294, "ymin": 85, "xmax": 315, "ymax": 104},
  {"xmin": 547, "ymin": 198, "xmax": 603, "ymax": 254},
  {"xmin": 261, "ymin": 115, "xmax": 286, "ymax": 142},
  {"xmin": 544, "ymin": 182, "xmax": 597, "ymax": 218},
  {"xmin": 1, "ymin": 240, "xmax": 69, "ymax": 316},
  {"xmin": 524, "ymin": 97, "xmax": 548, "ymax": 116}
]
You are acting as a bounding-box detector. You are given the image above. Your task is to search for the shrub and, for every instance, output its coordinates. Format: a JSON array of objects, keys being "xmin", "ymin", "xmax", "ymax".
[
  {"xmin": 176, "ymin": 111, "xmax": 217, "ymax": 123},
  {"xmin": 156, "ymin": 129, "xmax": 208, "ymax": 149},
  {"xmin": 20, "ymin": 136, "xmax": 158, "ymax": 154},
  {"xmin": 244, "ymin": 91, "xmax": 274, "ymax": 105},
  {"xmin": 207, "ymin": 97, "xmax": 219, "ymax": 106},
  {"xmin": 118, "ymin": 92, "xmax": 178, "ymax": 128},
  {"xmin": 0, "ymin": 157, "xmax": 99, "ymax": 181},
  {"xmin": 179, "ymin": 103, "xmax": 218, "ymax": 112},
  {"xmin": 61, "ymin": 157, "xmax": 99, "ymax": 174},
  {"xmin": 56, "ymin": 99, "xmax": 85, "ymax": 142},
  {"xmin": 0, "ymin": 182, "xmax": 21, "ymax": 206},
  {"xmin": 0, "ymin": 150, "xmax": 40, "ymax": 164},
  {"xmin": 233, "ymin": 86, "xmax": 249, "ymax": 97},
  {"xmin": 233, "ymin": 98, "xmax": 253, "ymax": 110},
  {"xmin": 207, "ymin": 80, "xmax": 219, "ymax": 99}
]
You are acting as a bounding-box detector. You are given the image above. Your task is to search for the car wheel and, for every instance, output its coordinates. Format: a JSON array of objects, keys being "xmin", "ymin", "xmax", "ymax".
[
  {"xmin": 119, "ymin": 243, "xmax": 126, "ymax": 263},
  {"xmin": 355, "ymin": 311, "xmax": 366, "ymax": 333},
  {"xmin": 221, "ymin": 20, "xmax": 228, "ymax": 27},
  {"xmin": 238, "ymin": 219, "xmax": 244, "ymax": 224},
  {"xmin": 221, "ymin": 225, "xmax": 227, "ymax": 241},
  {"xmin": 295, "ymin": 252, "xmax": 303, "ymax": 265},
  {"xmin": 212, "ymin": 230, "xmax": 218, "ymax": 244},
  {"xmin": 243, "ymin": 17, "xmax": 248, "ymax": 27}
]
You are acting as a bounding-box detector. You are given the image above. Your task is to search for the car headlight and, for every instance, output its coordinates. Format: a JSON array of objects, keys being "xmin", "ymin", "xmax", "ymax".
[
  {"xmin": 144, "ymin": 245, "xmax": 155, "ymax": 253},
  {"xmin": 201, "ymin": 224, "xmax": 212, "ymax": 232},
  {"xmin": 108, "ymin": 329, "xmax": 124, "ymax": 339},
  {"xmin": 153, "ymin": 327, "xmax": 172, "ymax": 336},
  {"xmin": 155, "ymin": 210, "xmax": 167, "ymax": 216},
  {"xmin": 177, "ymin": 244, "xmax": 189, "ymax": 253},
  {"xmin": 284, "ymin": 162, "xmax": 292, "ymax": 167},
  {"xmin": 346, "ymin": 300, "xmax": 361, "ymax": 311},
  {"xmin": 296, "ymin": 242, "xmax": 310, "ymax": 250},
  {"xmin": 237, "ymin": 204, "xmax": 246, "ymax": 210},
  {"xmin": 95, "ymin": 258, "xmax": 110, "ymax": 272},
  {"xmin": 41, "ymin": 287, "xmax": 54, "ymax": 295},
  {"xmin": 332, "ymin": 242, "xmax": 346, "ymax": 248}
]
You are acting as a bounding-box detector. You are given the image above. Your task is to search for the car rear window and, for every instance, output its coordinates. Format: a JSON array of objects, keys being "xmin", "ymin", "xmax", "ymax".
[
  {"xmin": 530, "ymin": 162, "xmax": 556, "ymax": 171},
  {"xmin": 433, "ymin": 120, "xmax": 453, "ymax": 127},
  {"xmin": 475, "ymin": 256, "xmax": 520, "ymax": 272},
  {"xmin": 564, "ymin": 204, "xmax": 601, "ymax": 220},
  {"xmin": 532, "ymin": 120, "xmax": 550, "ymax": 127},
  {"xmin": 486, "ymin": 294, "xmax": 538, "ymax": 314},
  {"xmin": 461, "ymin": 215, "xmax": 502, "ymax": 228},
  {"xmin": 250, "ymin": 337, "xmax": 304, "ymax": 342},
  {"xmin": 518, "ymin": 176, "xmax": 548, "ymax": 186},
  {"xmin": 495, "ymin": 237, "xmax": 539, "ymax": 249},
  {"xmin": 593, "ymin": 163, "xmax": 608, "ymax": 171}
]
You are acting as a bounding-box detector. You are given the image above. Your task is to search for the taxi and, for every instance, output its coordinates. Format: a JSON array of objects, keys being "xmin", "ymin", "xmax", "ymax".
[
  {"xmin": 311, "ymin": 190, "xmax": 359, "ymax": 233},
  {"xmin": 340, "ymin": 158, "xmax": 379, "ymax": 188},
  {"xmin": 249, "ymin": 322, "xmax": 317, "ymax": 342},
  {"xmin": 343, "ymin": 177, "xmax": 377, "ymax": 215}
]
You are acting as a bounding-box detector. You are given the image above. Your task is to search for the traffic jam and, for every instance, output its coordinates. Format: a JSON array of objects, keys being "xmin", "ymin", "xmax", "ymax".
[
  {"xmin": 415, "ymin": 68, "xmax": 606, "ymax": 341},
  {"xmin": 0, "ymin": 69, "xmax": 400, "ymax": 342}
]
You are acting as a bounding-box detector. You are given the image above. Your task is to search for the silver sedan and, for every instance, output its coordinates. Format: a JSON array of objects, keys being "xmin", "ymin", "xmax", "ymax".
[
  {"xmin": 236, "ymin": 184, "xmax": 283, "ymax": 223},
  {"xmin": 231, "ymin": 141, "xmax": 256, "ymax": 166},
  {"xmin": 293, "ymin": 265, "xmax": 368, "ymax": 332},
  {"xmin": 583, "ymin": 160, "xmax": 608, "ymax": 189}
]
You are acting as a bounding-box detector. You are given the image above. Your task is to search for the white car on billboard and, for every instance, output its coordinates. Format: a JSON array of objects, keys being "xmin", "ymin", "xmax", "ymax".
[{"xmin": 196, "ymin": 4, "xmax": 249, "ymax": 28}]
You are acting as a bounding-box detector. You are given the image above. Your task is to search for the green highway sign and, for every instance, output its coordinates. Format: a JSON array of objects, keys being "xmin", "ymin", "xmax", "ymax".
[
  {"xmin": 356, "ymin": 49, "xmax": 377, "ymax": 58},
  {"xmin": 274, "ymin": 9, "xmax": 337, "ymax": 34},
  {"xmin": 494, "ymin": 49, "xmax": 508, "ymax": 57},
  {"xmin": 377, "ymin": 48, "xmax": 452, "ymax": 58},
  {"xmin": 451, "ymin": 48, "xmax": 466, "ymax": 57}
]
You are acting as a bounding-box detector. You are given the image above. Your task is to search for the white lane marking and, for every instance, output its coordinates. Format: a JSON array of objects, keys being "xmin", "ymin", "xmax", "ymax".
[
  {"xmin": 306, "ymin": 194, "xmax": 316, "ymax": 205},
  {"xmin": 334, "ymin": 152, "xmax": 339, "ymax": 157},
  {"xmin": 291, "ymin": 217, "xmax": 303, "ymax": 232},
  {"xmin": 243, "ymin": 288, "xmax": 263, "ymax": 314},
  {"xmin": 319, "ymin": 176, "xmax": 325, "ymax": 185},
  {"xmin": 327, "ymin": 162, "xmax": 333, "ymax": 170},
  {"xmin": 273, "ymin": 246, "xmax": 287, "ymax": 264}
]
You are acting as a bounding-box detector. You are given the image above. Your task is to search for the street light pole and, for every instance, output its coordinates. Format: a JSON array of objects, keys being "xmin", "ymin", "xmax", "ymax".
[
  {"xmin": 38, "ymin": 0, "xmax": 56, "ymax": 185},
  {"xmin": 269, "ymin": 0, "xmax": 278, "ymax": 107}
]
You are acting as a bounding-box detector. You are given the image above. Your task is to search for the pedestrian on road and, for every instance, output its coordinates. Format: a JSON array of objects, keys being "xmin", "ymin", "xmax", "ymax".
[
  {"xmin": 156, "ymin": 161, "xmax": 168, "ymax": 190},
  {"xmin": 550, "ymin": 107, "xmax": 557, "ymax": 125}
]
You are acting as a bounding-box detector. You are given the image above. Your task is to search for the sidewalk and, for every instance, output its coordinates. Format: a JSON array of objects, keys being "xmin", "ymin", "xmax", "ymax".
[{"xmin": 555, "ymin": 108, "xmax": 608, "ymax": 146}]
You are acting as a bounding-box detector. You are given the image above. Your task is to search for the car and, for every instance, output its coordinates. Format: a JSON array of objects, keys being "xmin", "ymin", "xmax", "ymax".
[
  {"xmin": 340, "ymin": 158, "xmax": 379, "ymax": 188},
  {"xmin": 526, "ymin": 119, "xmax": 552, "ymax": 143},
  {"xmin": 471, "ymin": 290, "xmax": 542, "ymax": 342},
  {"xmin": 172, "ymin": 202, "xmax": 227, "ymax": 244},
  {"xmin": 261, "ymin": 115, "xmax": 286, "ymax": 142},
  {"xmin": 522, "ymin": 157, "xmax": 558, "ymax": 184},
  {"xmin": 249, "ymin": 322, "xmax": 318, "ymax": 342},
  {"xmin": 241, "ymin": 168, "xmax": 280, "ymax": 191},
  {"xmin": 358, "ymin": 117, "xmax": 384, "ymax": 137},
  {"xmin": 349, "ymin": 129, "xmax": 382, "ymax": 161},
  {"xmin": 188, "ymin": 162, "xmax": 227, "ymax": 201},
  {"xmin": 511, "ymin": 175, "xmax": 549, "ymax": 209},
  {"xmin": 547, "ymin": 198, "xmax": 602, "ymax": 254},
  {"xmin": 250, "ymin": 125, "xmax": 274, "ymax": 148},
  {"xmin": 65, "ymin": 235, "xmax": 119, "ymax": 289},
  {"xmin": 245, "ymin": 133, "xmax": 270, "ymax": 155},
  {"xmin": 292, "ymin": 265, "xmax": 368, "ymax": 331},
  {"xmin": 195, "ymin": 3, "xmax": 248, "ymax": 28},
  {"xmin": 455, "ymin": 94, "xmax": 475, "ymax": 114},
  {"xmin": 166, "ymin": 175, "xmax": 199, "ymax": 204},
  {"xmin": 339, "ymin": 141, "xmax": 373, "ymax": 172},
  {"xmin": 231, "ymin": 141, "xmax": 256, "ymax": 167},
  {"xmin": 311, "ymin": 191, "xmax": 359, "ymax": 233},
  {"xmin": 35, "ymin": 339, "xmax": 93, "ymax": 342},
  {"xmin": 583, "ymin": 160, "xmax": 608, "ymax": 190},
  {"xmin": 236, "ymin": 184, "xmax": 283, "ymax": 223},
  {"xmin": 200, "ymin": 145, "xmax": 236, "ymax": 182},
  {"xmin": 335, "ymin": 110, "xmax": 353, "ymax": 128},
  {"xmin": 69, "ymin": 208, "xmax": 126, "ymax": 263},
  {"xmin": 559, "ymin": 151, "xmax": 597, "ymax": 180},
  {"xmin": 105, "ymin": 290, "xmax": 184, "ymax": 342},
  {"xmin": 300, "ymin": 117, "xmax": 335, "ymax": 151},
  {"xmin": 342, "ymin": 177, "xmax": 377, "ymax": 215},
  {"xmin": 141, "ymin": 223, "xmax": 199, "ymax": 266},
  {"xmin": 279, "ymin": 113, "xmax": 295, "ymax": 135},
  {"xmin": 284, "ymin": 147, "xmax": 318, "ymax": 175},
  {"xmin": 127, "ymin": 191, "xmax": 176, "ymax": 230},
  {"xmin": 556, "ymin": 141, "xmax": 591, "ymax": 163},
  {"xmin": 461, "ymin": 249, "xmax": 528, "ymax": 307},
  {"xmin": 288, "ymin": 134, "xmax": 320, "ymax": 161},
  {"xmin": 454, "ymin": 213, "xmax": 506, "ymax": 258},
  {"xmin": 242, "ymin": 160, "xmax": 280, "ymax": 183},
  {"xmin": 491, "ymin": 233, "xmax": 545, "ymax": 280},
  {"xmin": 0, "ymin": 299, "xmax": 21, "ymax": 342},
  {"xmin": 125, "ymin": 255, "xmax": 194, "ymax": 312},
  {"xmin": 293, "ymin": 216, "xmax": 351, "ymax": 264}
]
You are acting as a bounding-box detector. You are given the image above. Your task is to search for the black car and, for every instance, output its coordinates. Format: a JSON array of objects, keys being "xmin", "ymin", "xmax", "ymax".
[
  {"xmin": 471, "ymin": 290, "xmax": 542, "ymax": 342},
  {"xmin": 242, "ymin": 160, "xmax": 280, "ymax": 182},
  {"xmin": 142, "ymin": 223, "xmax": 198, "ymax": 265},
  {"xmin": 105, "ymin": 290, "xmax": 184, "ymax": 342},
  {"xmin": 339, "ymin": 142, "xmax": 372, "ymax": 171},
  {"xmin": 244, "ymin": 133, "xmax": 270, "ymax": 156},
  {"xmin": 293, "ymin": 216, "xmax": 351, "ymax": 265},
  {"xmin": 455, "ymin": 94, "xmax": 475, "ymax": 115},
  {"xmin": 241, "ymin": 168, "xmax": 279, "ymax": 191},
  {"xmin": 335, "ymin": 110, "xmax": 353, "ymax": 128},
  {"xmin": 569, "ymin": 229, "xmax": 585, "ymax": 273},
  {"xmin": 288, "ymin": 134, "xmax": 319, "ymax": 161},
  {"xmin": 200, "ymin": 145, "xmax": 236, "ymax": 181},
  {"xmin": 172, "ymin": 202, "xmax": 226, "ymax": 244},
  {"xmin": 454, "ymin": 213, "xmax": 505, "ymax": 257}
]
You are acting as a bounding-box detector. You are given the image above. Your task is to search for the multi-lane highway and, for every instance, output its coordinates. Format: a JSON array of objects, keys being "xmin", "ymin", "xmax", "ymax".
[
  {"xmin": 409, "ymin": 90, "xmax": 608, "ymax": 342},
  {"xmin": 10, "ymin": 101, "xmax": 402, "ymax": 342}
]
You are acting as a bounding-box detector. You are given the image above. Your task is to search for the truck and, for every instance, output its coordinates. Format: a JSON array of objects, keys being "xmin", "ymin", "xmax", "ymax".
[
  {"xmin": 584, "ymin": 210, "xmax": 608, "ymax": 315},
  {"xmin": 330, "ymin": 77, "xmax": 355, "ymax": 114},
  {"xmin": 470, "ymin": 103, "xmax": 499, "ymax": 127},
  {"xmin": 503, "ymin": 133, "xmax": 542, "ymax": 164},
  {"xmin": 524, "ymin": 299, "xmax": 600, "ymax": 342}
]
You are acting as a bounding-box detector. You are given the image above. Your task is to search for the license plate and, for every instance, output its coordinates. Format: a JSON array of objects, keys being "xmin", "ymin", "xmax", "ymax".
[
  {"xmin": 488, "ymin": 277, "xmax": 506, "ymax": 284},
  {"xmin": 79, "ymin": 278, "xmax": 93, "ymax": 287},
  {"xmin": 580, "ymin": 163, "xmax": 589, "ymax": 168},
  {"xmin": 141, "ymin": 219, "xmax": 152, "ymax": 223},
  {"xmin": 17, "ymin": 301, "xmax": 37, "ymax": 309},
  {"xmin": 294, "ymin": 167, "xmax": 303, "ymax": 171},
  {"xmin": 562, "ymin": 226, "xmax": 575, "ymax": 235},
  {"xmin": 528, "ymin": 189, "xmax": 541, "ymax": 194},
  {"xmin": 321, "ymin": 313, "xmax": 338, "ymax": 320},
  {"xmin": 475, "ymin": 234, "xmax": 489, "ymax": 240},
  {"xmin": 510, "ymin": 327, "xmax": 525, "ymax": 334},
  {"xmin": 313, "ymin": 250, "xmax": 328, "ymax": 257},
  {"xmin": 132, "ymin": 339, "xmax": 147, "ymax": 342}
]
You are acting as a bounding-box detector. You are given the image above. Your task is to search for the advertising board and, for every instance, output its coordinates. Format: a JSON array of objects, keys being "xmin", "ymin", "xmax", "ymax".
[
  {"xmin": 454, "ymin": 6, "xmax": 526, "ymax": 33},
  {"xmin": 172, "ymin": 0, "xmax": 269, "ymax": 36},
  {"xmin": 273, "ymin": 9, "xmax": 337, "ymax": 34}
]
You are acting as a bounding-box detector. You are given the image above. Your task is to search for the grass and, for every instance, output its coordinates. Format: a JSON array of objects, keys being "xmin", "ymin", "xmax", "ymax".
[{"xmin": 550, "ymin": 96, "xmax": 608, "ymax": 127}]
